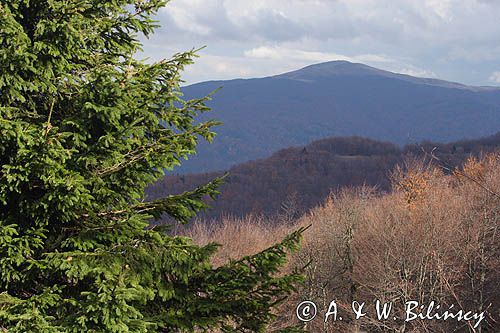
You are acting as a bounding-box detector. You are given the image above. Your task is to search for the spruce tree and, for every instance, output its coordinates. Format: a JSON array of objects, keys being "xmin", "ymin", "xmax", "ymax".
[{"xmin": 0, "ymin": 1, "xmax": 304, "ymax": 331}]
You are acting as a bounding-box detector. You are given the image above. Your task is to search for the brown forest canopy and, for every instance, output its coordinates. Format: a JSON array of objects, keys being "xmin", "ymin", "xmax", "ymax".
[
  {"xmin": 147, "ymin": 132, "xmax": 500, "ymax": 221},
  {"xmin": 185, "ymin": 152, "xmax": 500, "ymax": 332}
]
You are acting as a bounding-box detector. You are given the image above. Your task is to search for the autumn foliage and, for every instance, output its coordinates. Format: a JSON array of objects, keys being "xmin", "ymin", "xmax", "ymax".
[
  {"xmin": 149, "ymin": 134, "xmax": 500, "ymax": 220},
  {"xmin": 187, "ymin": 152, "xmax": 500, "ymax": 332}
]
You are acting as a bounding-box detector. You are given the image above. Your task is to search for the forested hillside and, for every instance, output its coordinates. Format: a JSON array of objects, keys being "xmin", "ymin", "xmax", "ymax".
[
  {"xmin": 186, "ymin": 152, "xmax": 500, "ymax": 332},
  {"xmin": 148, "ymin": 133, "xmax": 500, "ymax": 220},
  {"xmin": 178, "ymin": 61, "xmax": 500, "ymax": 173}
]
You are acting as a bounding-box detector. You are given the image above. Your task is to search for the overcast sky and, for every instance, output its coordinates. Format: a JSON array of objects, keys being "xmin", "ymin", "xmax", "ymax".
[{"xmin": 139, "ymin": 0, "xmax": 500, "ymax": 86}]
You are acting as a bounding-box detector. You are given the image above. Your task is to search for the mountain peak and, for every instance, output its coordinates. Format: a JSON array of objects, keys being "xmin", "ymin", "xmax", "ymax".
[
  {"xmin": 179, "ymin": 59, "xmax": 500, "ymax": 173},
  {"xmin": 280, "ymin": 60, "xmax": 383, "ymax": 79},
  {"xmin": 276, "ymin": 60, "xmax": 495, "ymax": 91}
]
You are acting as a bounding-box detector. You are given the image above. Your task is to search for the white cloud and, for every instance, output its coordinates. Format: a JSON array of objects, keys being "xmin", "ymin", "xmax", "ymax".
[
  {"xmin": 398, "ymin": 67, "xmax": 438, "ymax": 78},
  {"xmin": 174, "ymin": 53, "xmax": 295, "ymax": 83},
  {"xmin": 244, "ymin": 45, "xmax": 392, "ymax": 64},
  {"xmin": 424, "ymin": 0, "xmax": 453, "ymax": 21},
  {"xmin": 489, "ymin": 71, "xmax": 500, "ymax": 83},
  {"xmin": 244, "ymin": 46, "xmax": 282, "ymax": 60},
  {"xmin": 141, "ymin": 0, "xmax": 500, "ymax": 86},
  {"xmin": 156, "ymin": 0, "xmax": 500, "ymax": 46},
  {"xmin": 356, "ymin": 54, "xmax": 393, "ymax": 63}
]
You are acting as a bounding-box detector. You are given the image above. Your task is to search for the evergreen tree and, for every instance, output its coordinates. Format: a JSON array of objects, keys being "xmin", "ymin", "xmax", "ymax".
[{"xmin": 0, "ymin": 1, "xmax": 304, "ymax": 331}]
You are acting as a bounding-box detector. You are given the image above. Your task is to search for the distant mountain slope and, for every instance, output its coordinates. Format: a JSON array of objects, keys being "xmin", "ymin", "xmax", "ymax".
[
  {"xmin": 179, "ymin": 61, "xmax": 500, "ymax": 173},
  {"xmin": 148, "ymin": 132, "xmax": 500, "ymax": 220}
]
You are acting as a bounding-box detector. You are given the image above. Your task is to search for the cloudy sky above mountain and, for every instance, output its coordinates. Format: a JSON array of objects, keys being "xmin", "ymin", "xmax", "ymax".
[{"xmin": 140, "ymin": 0, "xmax": 500, "ymax": 86}]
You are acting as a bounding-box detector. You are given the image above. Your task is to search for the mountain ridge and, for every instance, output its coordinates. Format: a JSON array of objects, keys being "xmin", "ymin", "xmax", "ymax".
[
  {"xmin": 149, "ymin": 132, "xmax": 500, "ymax": 220},
  {"xmin": 178, "ymin": 60, "xmax": 500, "ymax": 173},
  {"xmin": 190, "ymin": 61, "xmax": 500, "ymax": 91},
  {"xmin": 281, "ymin": 61, "xmax": 497, "ymax": 91}
]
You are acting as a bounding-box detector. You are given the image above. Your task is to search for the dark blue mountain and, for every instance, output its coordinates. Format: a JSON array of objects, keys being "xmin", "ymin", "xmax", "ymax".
[{"xmin": 178, "ymin": 61, "xmax": 500, "ymax": 173}]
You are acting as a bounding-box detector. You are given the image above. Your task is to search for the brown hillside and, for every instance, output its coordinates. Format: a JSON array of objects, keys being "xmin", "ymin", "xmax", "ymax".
[{"xmin": 147, "ymin": 133, "xmax": 500, "ymax": 221}]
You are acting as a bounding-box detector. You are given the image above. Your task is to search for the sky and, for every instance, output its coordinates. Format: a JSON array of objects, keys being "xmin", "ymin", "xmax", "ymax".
[{"xmin": 139, "ymin": 0, "xmax": 500, "ymax": 86}]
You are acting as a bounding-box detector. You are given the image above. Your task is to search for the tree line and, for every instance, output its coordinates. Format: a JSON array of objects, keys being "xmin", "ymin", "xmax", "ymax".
[{"xmin": 147, "ymin": 133, "xmax": 500, "ymax": 221}]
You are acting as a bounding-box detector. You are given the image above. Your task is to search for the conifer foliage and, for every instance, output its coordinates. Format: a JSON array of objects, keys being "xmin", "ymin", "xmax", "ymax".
[{"xmin": 0, "ymin": 1, "xmax": 304, "ymax": 331}]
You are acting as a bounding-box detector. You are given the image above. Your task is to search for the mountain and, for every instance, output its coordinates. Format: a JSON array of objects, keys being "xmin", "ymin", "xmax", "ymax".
[
  {"xmin": 148, "ymin": 132, "xmax": 500, "ymax": 220},
  {"xmin": 177, "ymin": 61, "xmax": 500, "ymax": 173}
]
